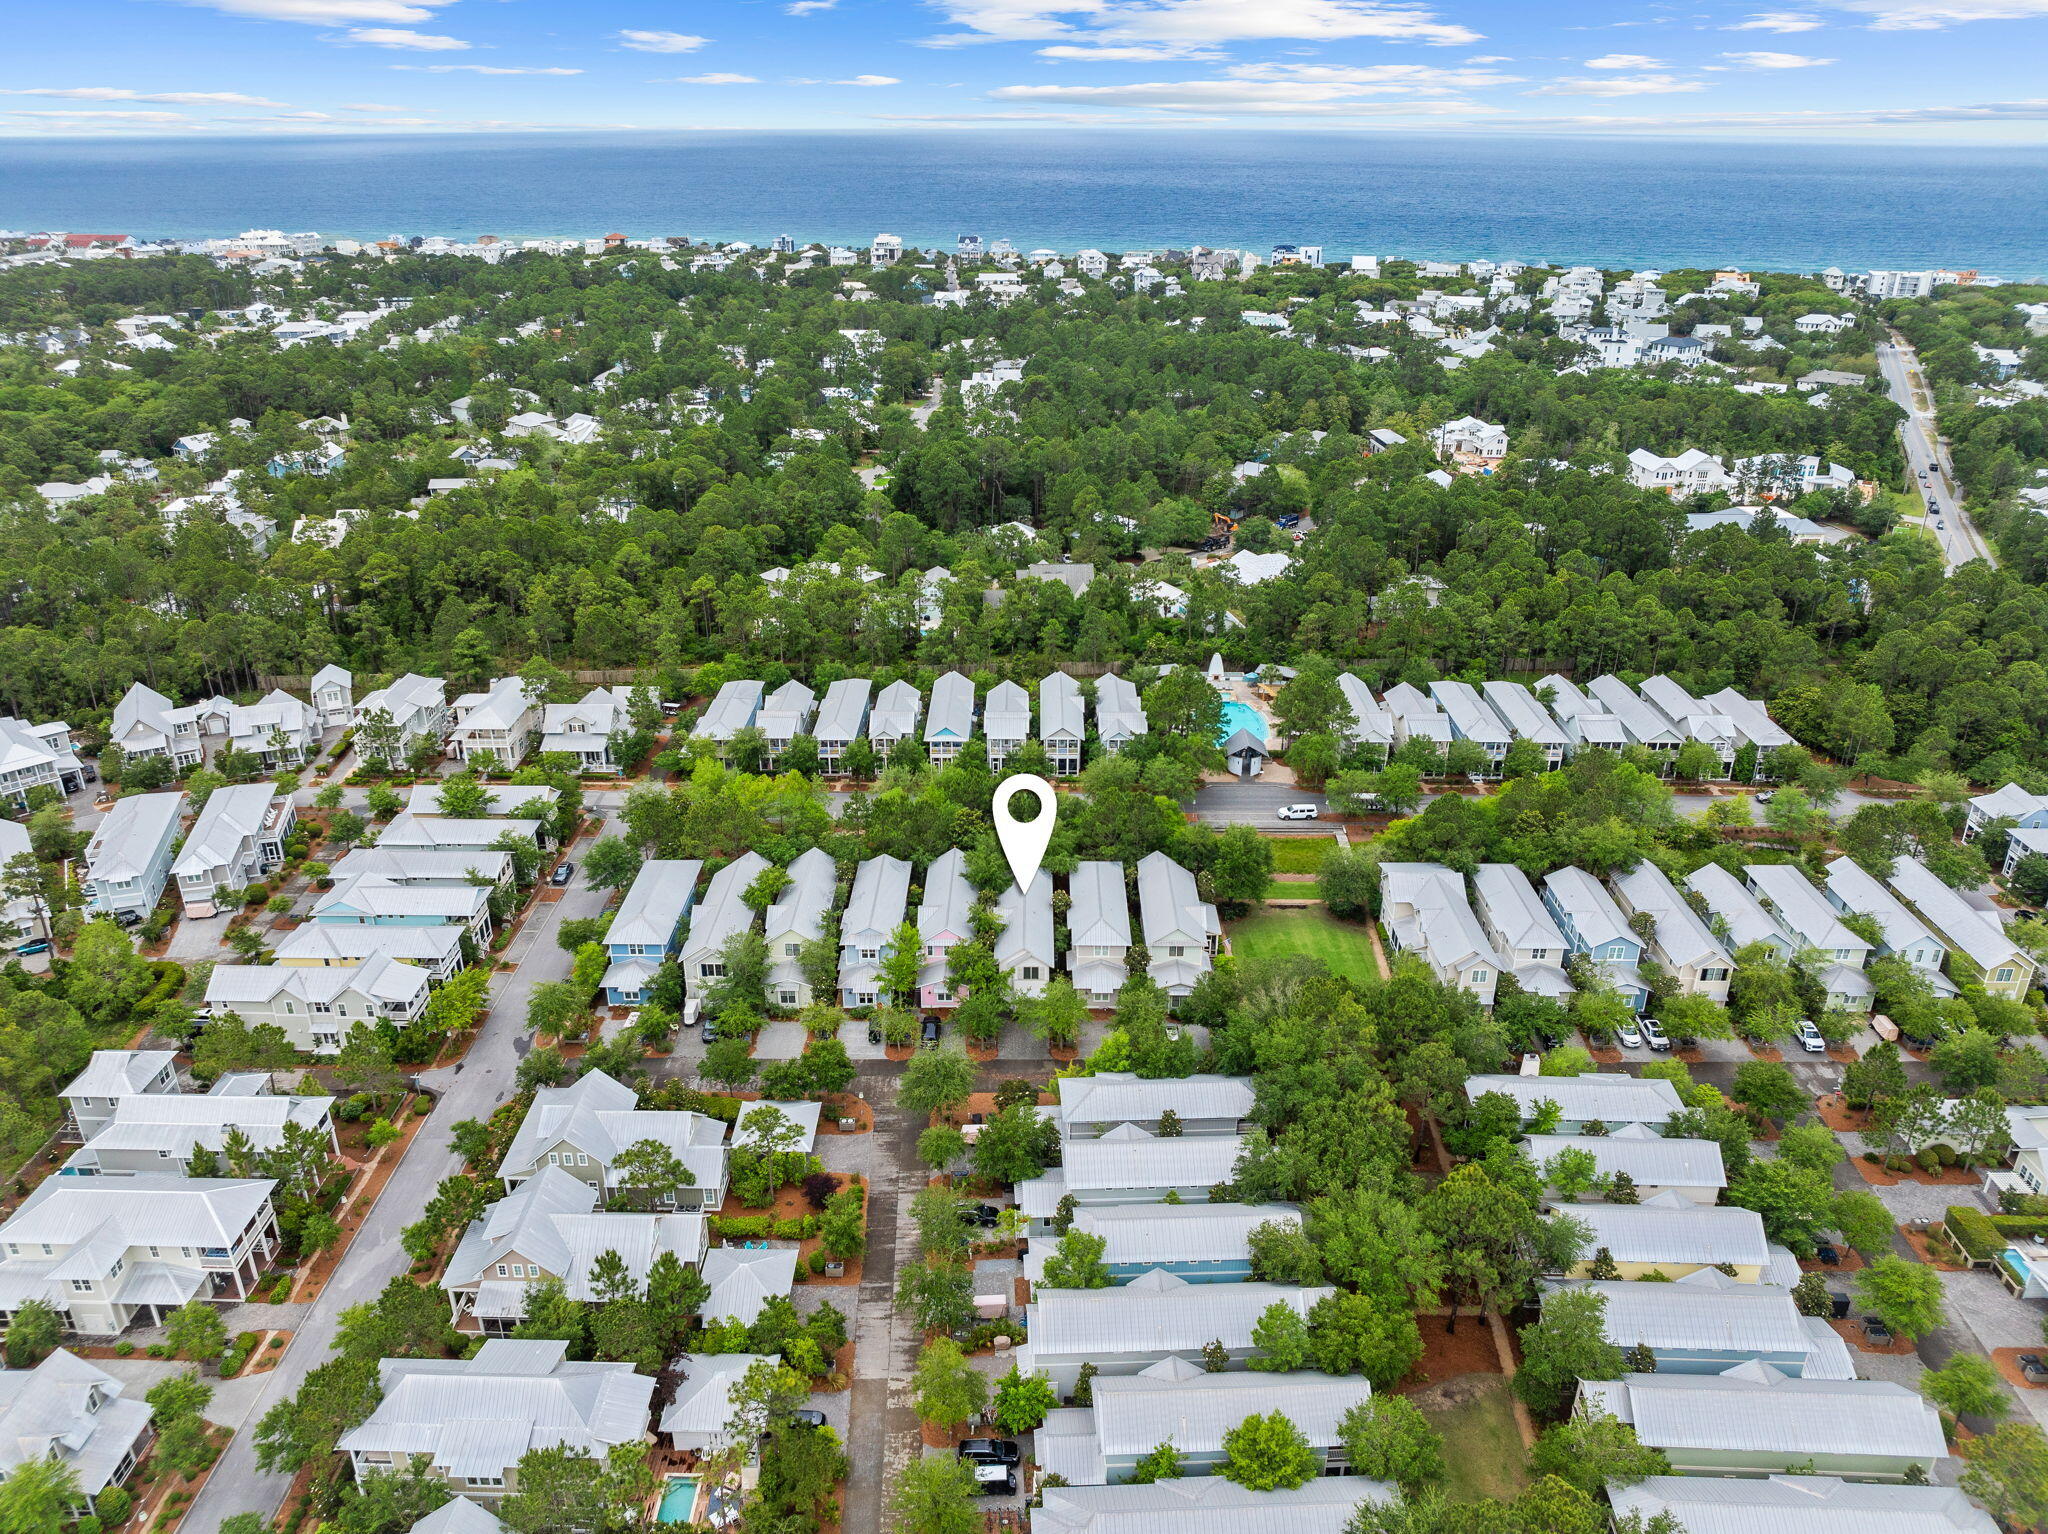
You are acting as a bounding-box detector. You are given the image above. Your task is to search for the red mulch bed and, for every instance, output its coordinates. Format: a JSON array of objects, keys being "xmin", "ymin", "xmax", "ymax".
[
  {"xmin": 1814, "ymin": 1094, "xmax": 1869, "ymax": 1133},
  {"xmin": 1852, "ymin": 1154, "xmax": 1980, "ymax": 1188},
  {"xmin": 1748, "ymin": 1045, "xmax": 1786, "ymax": 1062},
  {"xmin": 1993, "ymin": 1348, "xmax": 2048, "ymax": 1391},
  {"xmin": 1830, "ymin": 1316, "xmax": 1918, "ymax": 1356},
  {"xmin": 1588, "ymin": 1046, "xmax": 1624, "ymax": 1065},
  {"xmin": 1901, "ymin": 1225, "xmax": 1972, "ymax": 1272},
  {"xmin": 1799, "ymin": 1248, "xmax": 1867, "ymax": 1275},
  {"xmin": 1395, "ymin": 1311, "xmax": 1509, "ymax": 1393}
]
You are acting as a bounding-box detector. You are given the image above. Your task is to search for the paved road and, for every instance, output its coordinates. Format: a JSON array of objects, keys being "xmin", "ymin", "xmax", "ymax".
[
  {"xmin": 1192, "ymin": 780, "xmax": 1329, "ymax": 825},
  {"xmin": 180, "ymin": 841, "xmax": 610, "ymax": 1533},
  {"xmin": 1877, "ymin": 333, "xmax": 1996, "ymax": 571}
]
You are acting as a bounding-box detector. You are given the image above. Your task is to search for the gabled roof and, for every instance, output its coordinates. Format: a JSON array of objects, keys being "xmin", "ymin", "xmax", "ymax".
[
  {"xmin": 1583, "ymin": 1367, "xmax": 1943, "ymax": 1461},
  {"xmin": 1567, "ymin": 1191, "xmax": 1769, "ymax": 1267},
  {"xmin": 208, "ymin": 951, "xmax": 432, "ymax": 1011},
  {"xmin": 1586, "ymin": 675, "xmax": 1682, "ymax": 747},
  {"xmin": 1041, "ymin": 672, "xmax": 1084, "ymax": 741},
  {"xmin": 1700, "ymin": 688, "xmax": 1793, "ymax": 750},
  {"xmin": 339, "ymin": 1340, "xmax": 654, "ymax": 1479},
  {"xmin": 983, "ymin": 681, "xmax": 1032, "ymax": 742},
  {"xmin": 64, "ymin": 1050, "xmax": 176, "ymax": 1100},
  {"xmin": 1135, "ymin": 852, "xmax": 1217, "ymax": 947},
  {"xmin": 1887, "ymin": 855, "xmax": 2026, "ymax": 974},
  {"xmin": 608, "ymin": 860, "xmax": 703, "ymax": 949},
  {"xmin": 443, "ymin": 1167, "xmax": 706, "ymax": 1299},
  {"xmin": 1428, "ymin": 681, "xmax": 1511, "ymax": 746},
  {"xmin": 814, "ymin": 678, "xmax": 872, "ymax": 743},
  {"xmin": 1745, "ymin": 864, "xmax": 1868, "ymax": 955},
  {"xmin": 700, "ymin": 1245, "xmax": 799, "ymax": 1324},
  {"xmin": 86, "ymin": 792, "xmax": 184, "ymax": 882},
  {"xmin": 842, "ymin": 855, "xmax": 912, "ymax": 940},
  {"xmin": 765, "ymin": 848, "xmax": 837, "ymax": 952},
  {"xmin": 1550, "ymin": 1274, "xmax": 1852, "ymax": 1375},
  {"xmin": 0, "ymin": 1349, "xmax": 153, "ymax": 1493},
  {"xmin": 756, "ymin": 680, "xmax": 816, "ymax": 738},
  {"xmin": 1056, "ymin": 1073, "xmax": 1253, "ymax": 1130},
  {"xmin": 1058, "ymin": 1129, "xmax": 1247, "ymax": 1194},
  {"xmin": 1035, "ymin": 1468, "xmax": 1391, "ymax": 1534},
  {"xmin": 1095, "ymin": 675, "xmax": 1146, "ymax": 741},
  {"xmin": 684, "ymin": 851, "xmax": 769, "ymax": 959},
  {"xmin": 658, "ymin": 1352, "xmax": 776, "ymax": 1444},
  {"xmin": 692, "ymin": 680, "xmax": 763, "ymax": 742},
  {"xmin": 924, "ymin": 671, "xmax": 976, "ymax": 743},
  {"xmin": 1609, "ymin": 1475, "xmax": 1995, "ymax": 1534},
  {"xmin": 497, "ymin": 1069, "xmax": 725, "ymax": 1189},
  {"xmin": 1686, "ymin": 863, "xmax": 1792, "ymax": 953},
  {"xmin": 1612, "ymin": 860, "xmax": 1731, "ymax": 972},
  {"xmin": 410, "ymin": 1499, "xmax": 512, "ymax": 1534},
  {"xmin": 867, "ymin": 681, "xmax": 922, "ymax": 740},
  {"xmin": 1541, "ymin": 866, "xmax": 1636, "ymax": 951},
  {"xmin": 1069, "ymin": 862, "xmax": 1131, "ymax": 948},
  {"xmin": 918, "ymin": 849, "xmax": 975, "ymax": 946},
  {"xmin": 1464, "ymin": 1072, "xmax": 1682, "ymax": 1124},
  {"xmin": 1026, "ymin": 1273, "xmax": 1335, "ymax": 1358},
  {"xmin": 1479, "ymin": 680, "xmax": 1569, "ymax": 747},
  {"xmin": 0, "ymin": 1174, "xmax": 274, "ymax": 1250},
  {"xmin": 1032, "ymin": 1203, "xmax": 1297, "ymax": 1279},
  {"xmin": 996, "ymin": 869, "xmax": 1054, "ymax": 969},
  {"xmin": 1472, "ymin": 864, "xmax": 1567, "ymax": 953},
  {"xmin": 1524, "ymin": 1128, "xmax": 1725, "ymax": 1190}
]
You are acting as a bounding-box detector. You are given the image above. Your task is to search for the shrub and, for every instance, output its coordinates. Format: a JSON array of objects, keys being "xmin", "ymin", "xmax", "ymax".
[
  {"xmin": 808, "ymin": 1249, "xmax": 829, "ymax": 1274},
  {"xmin": 1945, "ymin": 1206, "xmax": 2002, "ymax": 1260},
  {"xmin": 1918, "ymin": 1147, "xmax": 1943, "ymax": 1174}
]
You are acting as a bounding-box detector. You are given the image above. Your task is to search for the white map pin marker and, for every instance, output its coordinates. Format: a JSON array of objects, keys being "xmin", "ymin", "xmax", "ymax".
[{"xmin": 992, "ymin": 773, "xmax": 1056, "ymax": 893}]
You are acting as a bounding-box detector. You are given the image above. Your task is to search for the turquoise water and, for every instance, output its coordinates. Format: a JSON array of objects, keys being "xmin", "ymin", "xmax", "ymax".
[
  {"xmin": 657, "ymin": 1476, "xmax": 699, "ymax": 1524},
  {"xmin": 5, "ymin": 133, "xmax": 2048, "ymax": 276},
  {"xmin": 1218, "ymin": 700, "xmax": 1266, "ymax": 746}
]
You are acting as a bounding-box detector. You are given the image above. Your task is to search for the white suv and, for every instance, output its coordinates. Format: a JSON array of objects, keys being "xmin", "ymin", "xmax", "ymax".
[
  {"xmin": 1276, "ymin": 803, "xmax": 1320, "ymax": 821},
  {"xmin": 1796, "ymin": 1019, "xmax": 1827, "ymax": 1053}
]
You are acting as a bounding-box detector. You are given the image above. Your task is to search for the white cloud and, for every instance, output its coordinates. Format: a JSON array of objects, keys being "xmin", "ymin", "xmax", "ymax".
[
  {"xmin": 1465, "ymin": 53, "xmax": 1511, "ymax": 61},
  {"xmin": 1583, "ymin": 52, "xmax": 1667, "ymax": 66},
  {"xmin": 617, "ymin": 29, "xmax": 709, "ymax": 52},
  {"xmin": 344, "ymin": 26, "xmax": 468, "ymax": 47},
  {"xmin": 786, "ymin": 0, "xmax": 837, "ymax": 11},
  {"xmin": 665, "ymin": 72, "xmax": 759, "ymax": 83},
  {"xmin": 1721, "ymin": 48, "xmax": 1835, "ymax": 64},
  {"xmin": 339, "ymin": 100, "xmax": 412, "ymax": 109},
  {"xmin": 988, "ymin": 77, "xmax": 1494, "ymax": 111},
  {"xmin": 1516, "ymin": 96, "xmax": 2048, "ymax": 128},
  {"xmin": 158, "ymin": 0, "xmax": 458, "ymax": 21},
  {"xmin": 0, "ymin": 87, "xmax": 288, "ymax": 104},
  {"xmin": 837, "ymin": 73, "xmax": 902, "ymax": 84},
  {"xmin": 1037, "ymin": 42, "xmax": 1227, "ymax": 58},
  {"xmin": 923, "ymin": 0, "xmax": 1480, "ymax": 48},
  {"xmin": 5, "ymin": 107, "xmax": 192, "ymax": 120},
  {"xmin": 1528, "ymin": 72, "xmax": 1704, "ymax": 95},
  {"xmin": 1828, "ymin": 0, "xmax": 2048, "ymax": 25},
  {"xmin": 390, "ymin": 63, "xmax": 582, "ymax": 73},
  {"xmin": 1226, "ymin": 60, "xmax": 1522, "ymax": 88},
  {"xmin": 872, "ymin": 109, "xmax": 1219, "ymax": 122},
  {"xmin": 1727, "ymin": 10, "xmax": 1825, "ymax": 27}
]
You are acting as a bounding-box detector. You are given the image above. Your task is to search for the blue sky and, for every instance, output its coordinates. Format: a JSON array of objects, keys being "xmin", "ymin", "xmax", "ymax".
[{"xmin": 8, "ymin": 0, "xmax": 2048, "ymax": 141}]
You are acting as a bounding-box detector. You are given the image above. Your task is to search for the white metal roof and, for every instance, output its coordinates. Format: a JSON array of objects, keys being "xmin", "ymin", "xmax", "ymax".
[{"xmin": 1609, "ymin": 1475, "xmax": 1995, "ymax": 1534}]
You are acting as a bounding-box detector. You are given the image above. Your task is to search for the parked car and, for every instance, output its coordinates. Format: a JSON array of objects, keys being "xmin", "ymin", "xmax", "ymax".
[
  {"xmin": 1796, "ymin": 1019, "xmax": 1827, "ymax": 1053},
  {"xmin": 1616, "ymin": 1020, "xmax": 1643, "ymax": 1050},
  {"xmin": 1861, "ymin": 1315, "xmax": 1893, "ymax": 1345},
  {"xmin": 15, "ymin": 940, "xmax": 51, "ymax": 956},
  {"xmin": 113, "ymin": 909, "xmax": 143, "ymax": 928},
  {"xmin": 1640, "ymin": 1018, "xmax": 1671, "ymax": 1052},
  {"xmin": 866, "ymin": 1018, "xmax": 883, "ymax": 1046},
  {"xmin": 965, "ymin": 1203, "xmax": 1004, "ymax": 1229},
  {"xmin": 920, "ymin": 1015, "xmax": 942, "ymax": 1045},
  {"xmin": 959, "ymin": 1440, "xmax": 1023, "ymax": 1467},
  {"xmin": 550, "ymin": 861, "xmax": 575, "ymax": 886},
  {"xmin": 1814, "ymin": 1243, "xmax": 1840, "ymax": 1267},
  {"xmin": 1753, "ymin": 789, "xmax": 1776, "ymax": 804},
  {"xmin": 700, "ymin": 1018, "xmax": 718, "ymax": 1045},
  {"xmin": 2019, "ymin": 1353, "xmax": 2048, "ymax": 1385},
  {"xmin": 1276, "ymin": 803, "xmax": 1320, "ymax": 821},
  {"xmin": 787, "ymin": 1409, "xmax": 829, "ymax": 1428}
]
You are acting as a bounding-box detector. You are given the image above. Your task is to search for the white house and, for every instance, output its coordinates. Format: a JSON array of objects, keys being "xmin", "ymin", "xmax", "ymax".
[
  {"xmin": 205, "ymin": 953, "xmax": 431, "ymax": 1053},
  {"xmin": 351, "ymin": 673, "xmax": 448, "ymax": 762},
  {"xmin": 537, "ymin": 688, "xmax": 633, "ymax": 774},
  {"xmin": 0, "ymin": 1350, "xmax": 156, "ymax": 1510},
  {"xmin": 309, "ymin": 665, "xmax": 354, "ymax": 729},
  {"xmin": 0, "ymin": 714, "xmax": 89, "ymax": 808},
  {"xmin": 997, "ymin": 869, "xmax": 1055, "ymax": 999},
  {"xmin": 839, "ymin": 855, "xmax": 912, "ymax": 1009},
  {"xmin": 1041, "ymin": 672, "xmax": 1085, "ymax": 775},
  {"xmin": 682, "ymin": 852, "xmax": 770, "ymax": 1002},
  {"xmin": 1379, "ymin": 863, "xmax": 1507, "ymax": 1006},
  {"xmin": 765, "ymin": 848, "xmax": 837, "ymax": 1010},
  {"xmin": 446, "ymin": 677, "xmax": 541, "ymax": 769},
  {"xmin": 1430, "ymin": 416, "xmax": 1508, "ymax": 461},
  {"xmin": 1627, "ymin": 448, "xmax": 1730, "ymax": 496},
  {"xmin": 1135, "ymin": 852, "xmax": 1219, "ymax": 998},
  {"xmin": 1068, "ymin": 861, "xmax": 1132, "ymax": 1007},
  {"xmin": 982, "ymin": 682, "xmax": 1031, "ymax": 773},
  {"xmin": 1611, "ymin": 861, "xmax": 1733, "ymax": 1002},
  {"xmin": 172, "ymin": 782, "xmax": 294, "ymax": 918},
  {"xmin": 497, "ymin": 1070, "xmax": 727, "ymax": 1210},
  {"xmin": 83, "ymin": 791, "xmax": 185, "ymax": 920}
]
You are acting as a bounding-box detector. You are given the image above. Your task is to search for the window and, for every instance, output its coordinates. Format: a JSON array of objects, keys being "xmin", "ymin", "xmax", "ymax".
[
  {"xmin": 71, "ymin": 1278, "xmax": 93, "ymax": 1292},
  {"xmin": 1021, "ymin": 966, "xmax": 1041, "ymax": 981},
  {"xmin": 1997, "ymin": 967, "xmax": 2017, "ymax": 984},
  {"xmin": 700, "ymin": 962, "xmax": 726, "ymax": 979},
  {"xmin": 548, "ymin": 1152, "xmax": 560, "ymax": 1166},
  {"xmin": 779, "ymin": 989, "xmax": 798, "ymax": 1006},
  {"xmin": 311, "ymin": 1001, "xmax": 332, "ymax": 1014},
  {"xmin": 496, "ymin": 1264, "xmax": 509, "ymax": 1277},
  {"xmin": 1469, "ymin": 970, "xmax": 1490, "ymax": 985},
  {"xmin": 469, "ymin": 1476, "xmax": 504, "ymax": 1489},
  {"xmin": 858, "ymin": 947, "xmax": 879, "ymax": 961},
  {"xmin": 856, "ymin": 991, "xmax": 876, "ymax": 1006},
  {"xmin": 1529, "ymin": 949, "xmax": 1549, "ymax": 961},
  {"xmin": 784, "ymin": 944, "xmax": 800, "ymax": 958},
  {"xmin": 1701, "ymin": 967, "xmax": 1730, "ymax": 983},
  {"xmin": 576, "ymin": 1154, "xmax": 589, "ymax": 1166},
  {"xmin": 1166, "ymin": 945, "xmax": 1185, "ymax": 957}
]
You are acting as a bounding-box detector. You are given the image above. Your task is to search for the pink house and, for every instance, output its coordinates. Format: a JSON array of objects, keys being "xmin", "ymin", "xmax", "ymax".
[{"xmin": 916, "ymin": 848, "xmax": 976, "ymax": 1011}]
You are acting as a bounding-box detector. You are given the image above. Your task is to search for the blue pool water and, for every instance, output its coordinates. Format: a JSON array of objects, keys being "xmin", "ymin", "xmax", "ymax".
[
  {"xmin": 1218, "ymin": 700, "xmax": 1267, "ymax": 746},
  {"xmin": 657, "ymin": 1475, "xmax": 699, "ymax": 1524}
]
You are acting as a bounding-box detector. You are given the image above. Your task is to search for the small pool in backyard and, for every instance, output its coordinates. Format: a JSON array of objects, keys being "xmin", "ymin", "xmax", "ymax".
[
  {"xmin": 657, "ymin": 1475, "xmax": 700, "ymax": 1524},
  {"xmin": 1217, "ymin": 699, "xmax": 1268, "ymax": 745}
]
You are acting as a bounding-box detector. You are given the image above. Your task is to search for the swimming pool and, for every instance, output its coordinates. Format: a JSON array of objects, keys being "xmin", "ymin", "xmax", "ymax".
[
  {"xmin": 658, "ymin": 1475, "xmax": 700, "ymax": 1524},
  {"xmin": 1218, "ymin": 699, "xmax": 1267, "ymax": 745}
]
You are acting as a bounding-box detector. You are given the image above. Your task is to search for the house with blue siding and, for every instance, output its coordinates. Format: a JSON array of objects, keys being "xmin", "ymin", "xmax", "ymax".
[
  {"xmin": 1547, "ymin": 1272, "xmax": 1855, "ymax": 1378},
  {"xmin": 601, "ymin": 860, "xmax": 702, "ymax": 1005},
  {"xmin": 837, "ymin": 855, "xmax": 911, "ymax": 1009},
  {"xmin": 1023, "ymin": 1202, "xmax": 1300, "ymax": 1287},
  {"xmin": 1540, "ymin": 865, "xmax": 1650, "ymax": 1011},
  {"xmin": 83, "ymin": 792, "xmax": 186, "ymax": 920},
  {"xmin": 1016, "ymin": 1125, "xmax": 1248, "ymax": 1235}
]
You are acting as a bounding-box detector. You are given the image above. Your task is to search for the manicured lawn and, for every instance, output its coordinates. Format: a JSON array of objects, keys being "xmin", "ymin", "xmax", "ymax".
[
  {"xmin": 1228, "ymin": 907, "xmax": 1380, "ymax": 984},
  {"xmin": 1417, "ymin": 1377, "xmax": 1528, "ymax": 1503},
  {"xmin": 1263, "ymin": 837, "xmax": 1330, "ymax": 875},
  {"xmin": 1263, "ymin": 879, "xmax": 1320, "ymax": 901}
]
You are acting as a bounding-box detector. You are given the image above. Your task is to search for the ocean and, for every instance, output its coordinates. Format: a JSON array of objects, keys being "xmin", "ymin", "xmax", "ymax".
[{"xmin": 5, "ymin": 131, "xmax": 2047, "ymax": 278}]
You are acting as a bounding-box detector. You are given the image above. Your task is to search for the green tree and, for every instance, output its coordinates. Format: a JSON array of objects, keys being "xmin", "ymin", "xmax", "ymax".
[
  {"xmin": 1855, "ymin": 1254, "xmax": 1947, "ymax": 1341},
  {"xmin": 581, "ymin": 835, "xmax": 642, "ymax": 891},
  {"xmin": 608, "ymin": 1138, "xmax": 696, "ymax": 1210},
  {"xmin": 1248, "ymin": 1300, "xmax": 1312, "ymax": 1372},
  {"xmin": 498, "ymin": 1443, "xmax": 655, "ymax": 1534},
  {"xmin": 1514, "ymin": 1288, "xmax": 1625, "ymax": 1413},
  {"xmin": 911, "ymin": 1336, "xmax": 987, "ymax": 1432},
  {"xmin": 1527, "ymin": 1411, "xmax": 1669, "ymax": 1496},
  {"xmin": 3, "ymin": 1299, "xmax": 62, "ymax": 1367},
  {"xmin": 1729, "ymin": 1059, "xmax": 1806, "ymax": 1127},
  {"xmin": 254, "ymin": 1356, "xmax": 381, "ymax": 1472},
  {"xmin": 889, "ymin": 1452, "xmax": 979, "ymax": 1534},
  {"xmin": 1336, "ymin": 1395, "xmax": 1446, "ymax": 1496},
  {"xmin": 1962, "ymin": 1422, "xmax": 2048, "ymax": 1531},
  {"xmin": 1922, "ymin": 1351, "xmax": 2010, "ymax": 1423},
  {"xmin": 972, "ymin": 1103, "xmax": 1058, "ymax": 1185},
  {"xmin": 1832, "ymin": 1189, "xmax": 1897, "ymax": 1256},
  {"xmin": 1217, "ymin": 1410, "xmax": 1320, "ymax": 1491},
  {"xmin": 1039, "ymin": 1230, "xmax": 1113, "ymax": 1290},
  {"xmin": 1129, "ymin": 1442, "xmax": 1185, "ymax": 1484},
  {"xmin": 0, "ymin": 1456, "xmax": 81, "ymax": 1534},
  {"xmin": 166, "ymin": 1298, "xmax": 230, "ymax": 1365},
  {"xmin": 991, "ymin": 1367, "xmax": 1058, "ymax": 1435},
  {"xmin": 1307, "ymin": 1291, "xmax": 1423, "ymax": 1389},
  {"xmin": 899, "ymin": 1045, "xmax": 978, "ymax": 1119}
]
